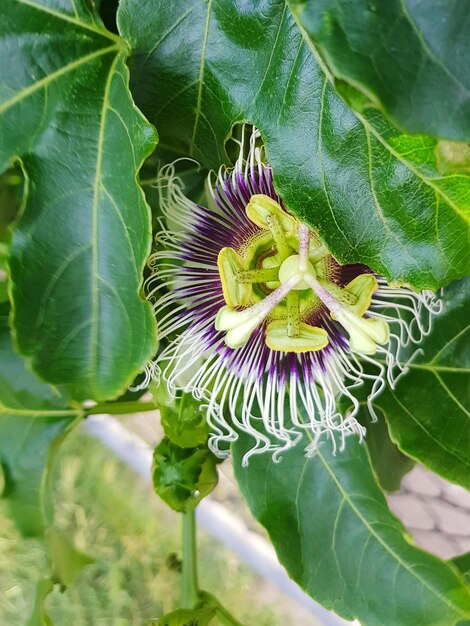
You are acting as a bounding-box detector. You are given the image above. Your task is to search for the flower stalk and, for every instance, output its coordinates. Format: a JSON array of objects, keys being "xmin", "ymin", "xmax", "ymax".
[
  {"xmin": 143, "ymin": 127, "xmax": 443, "ymax": 463},
  {"xmin": 181, "ymin": 508, "xmax": 199, "ymax": 609}
]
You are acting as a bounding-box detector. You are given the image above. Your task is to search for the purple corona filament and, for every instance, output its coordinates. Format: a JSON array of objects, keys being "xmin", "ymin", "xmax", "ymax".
[{"xmin": 143, "ymin": 130, "xmax": 442, "ymax": 464}]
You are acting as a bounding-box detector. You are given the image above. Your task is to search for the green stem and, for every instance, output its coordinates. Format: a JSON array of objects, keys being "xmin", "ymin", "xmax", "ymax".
[
  {"xmin": 181, "ymin": 509, "xmax": 199, "ymax": 609},
  {"xmin": 85, "ymin": 400, "xmax": 157, "ymax": 416}
]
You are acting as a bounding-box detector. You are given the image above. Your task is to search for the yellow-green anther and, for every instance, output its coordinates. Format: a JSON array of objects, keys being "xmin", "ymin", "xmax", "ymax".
[
  {"xmin": 335, "ymin": 309, "xmax": 389, "ymax": 355},
  {"xmin": 344, "ymin": 274, "xmax": 378, "ymax": 316},
  {"xmin": 215, "ymin": 306, "xmax": 260, "ymax": 348},
  {"xmin": 217, "ymin": 247, "xmax": 252, "ymax": 307},
  {"xmin": 246, "ymin": 194, "xmax": 297, "ymax": 233},
  {"xmin": 215, "ymin": 276, "xmax": 300, "ymax": 349},
  {"xmin": 287, "ymin": 291, "xmax": 300, "ymax": 337},
  {"xmin": 304, "ymin": 272, "xmax": 390, "ymax": 355},
  {"xmin": 266, "ymin": 321, "xmax": 329, "ymax": 353}
]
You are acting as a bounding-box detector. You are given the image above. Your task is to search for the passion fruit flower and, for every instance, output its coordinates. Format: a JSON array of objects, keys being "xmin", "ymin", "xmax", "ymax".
[{"xmin": 146, "ymin": 131, "xmax": 442, "ymax": 462}]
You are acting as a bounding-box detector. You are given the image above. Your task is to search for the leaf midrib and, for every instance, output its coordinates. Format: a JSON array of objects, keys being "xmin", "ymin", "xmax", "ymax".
[
  {"xmin": 190, "ymin": 0, "xmax": 213, "ymax": 155},
  {"xmin": 0, "ymin": 45, "xmax": 119, "ymax": 115},
  {"xmin": 313, "ymin": 445, "xmax": 469, "ymax": 617},
  {"xmin": 88, "ymin": 53, "xmax": 121, "ymax": 396},
  {"xmin": 400, "ymin": 0, "xmax": 470, "ymax": 96},
  {"xmin": 14, "ymin": 0, "xmax": 119, "ymax": 42},
  {"xmin": 286, "ymin": 2, "xmax": 470, "ymax": 226},
  {"xmin": 376, "ymin": 391, "xmax": 469, "ymax": 467}
]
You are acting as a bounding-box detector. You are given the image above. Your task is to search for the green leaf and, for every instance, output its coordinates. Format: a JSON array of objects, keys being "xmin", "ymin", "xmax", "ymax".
[
  {"xmin": 0, "ymin": 165, "xmax": 23, "ymax": 242},
  {"xmin": 0, "ymin": 242, "xmax": 9, "ymax": 303},
  {"xmin": 151, "ymin": 591, "xmax": 243, "ymax": 626},
  {"xmin": 0, "ymin": 316, "xmax": 81, "ymax": 535},
  {"xmin": 48, "ymin": 527, "xmax": 94, "ymax": 588},
  {"xmin": 152, "ymin": 438, "xmax": 218, "ymax": 512},
  {"xmin": 370, "ymin": 277, "xmax": 470, "ymax": 490},
  {"xmin": 289, "ymin": 0, "xmax": 470, "ymax": 141},
  {"xmin": 233, "ymin": 432, "xmax": 470, "ymax": 626},
  {"xmin": 160, "ymin": 392, "xmax": 210, "ymax": 449},
  {"xmin": 152, "ymin": 607, "xmax": 216, "ymax": 626},
  {"xmin": 198, "ymin": 591, "xmax": 244, "ymax": 626},
  {"xmin": 120, "ymin": 0, "xmax": 470, "ymax": 290},
  {"xmin": 0, "ymin": 0, "xmax": 157, "ymax": 401},
  {"xmin": 452, "ymin": 553, "xmax": 470, "ymax": 585},
  {"xmin": 357, "ymin": 406, "xmax": 415, "ymax": 492}
]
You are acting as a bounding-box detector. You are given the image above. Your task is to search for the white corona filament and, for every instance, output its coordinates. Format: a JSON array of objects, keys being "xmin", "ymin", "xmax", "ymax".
[{"xmin": 142, "ymin": 129, "xmax": 443, "ymax": 464}]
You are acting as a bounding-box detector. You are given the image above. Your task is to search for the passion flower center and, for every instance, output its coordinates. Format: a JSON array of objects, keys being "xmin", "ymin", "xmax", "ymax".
[
  {"xmin": 215, "ymin": 194, "xmax": 390, "ymax": 354},
  {"xmin": 278, "ymin": 254, "xmax": 315, "ymax": 290}
]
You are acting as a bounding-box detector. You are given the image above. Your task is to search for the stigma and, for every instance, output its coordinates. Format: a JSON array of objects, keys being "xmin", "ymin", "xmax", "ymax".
[{"xmin": 215, "ymin": 194, "xmax": 389, "ymax": 355}]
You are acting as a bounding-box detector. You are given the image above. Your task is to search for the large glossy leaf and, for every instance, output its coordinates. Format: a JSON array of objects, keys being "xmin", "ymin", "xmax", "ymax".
[
  {"xmin": 453, "ymin": 553, "xmax": 470, "ymax": 585},
  {"xmin": 289, "ymin": 0, "xmax": 470, "ymax": 141},
  {"xmin": 0, "ymin": 316, "xmax": 81, "ymax": 535},
  {"xmin": 233, "ymin": 432, "xmax": 470, "ymax": 626},
  {"xmin": 369, "ymin": 277, "xmax": 470, "ymax": 490},
  {"xmin": 120, "ymin": 0, "xmax": 470, "ymax": 291},
  {"xmin": 0, "ymin": 0, "xmax": 157, "ymax": 400},
  {"xmin": 356, "ymin": 406, "xmax": 415, "ymax": 492}
]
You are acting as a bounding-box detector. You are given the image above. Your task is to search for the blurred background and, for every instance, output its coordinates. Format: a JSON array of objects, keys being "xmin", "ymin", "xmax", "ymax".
[
  {"xmin": 0, "ymin": 416, "xmax": 320, "ymax": 626},
  {"xmin": 2, "ymin": 406, "xmax": 469, "ymax": 626}
]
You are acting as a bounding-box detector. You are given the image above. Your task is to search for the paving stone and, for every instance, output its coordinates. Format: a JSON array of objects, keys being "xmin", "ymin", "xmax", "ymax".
[
  {"xmin": 442, "ymin": 485, "xmax": 470, "ymax": 511},
  {"xmin": 427, "ymin": 500, "xmax": 470, "ymax": 535},
  {"xmin": 455, "ymin": 536, "xmax": 470, "ymax": 553},
  {"xmin": 388, "ymin": 495, "xmax": 435, "ymax": 530},
  {"xmin": 412, "ymin": 530, "xmax": 459, "ymax": 559},
  {"xmin": 401, "ymin": 467, "xmax": 442, "ymax": 497}
]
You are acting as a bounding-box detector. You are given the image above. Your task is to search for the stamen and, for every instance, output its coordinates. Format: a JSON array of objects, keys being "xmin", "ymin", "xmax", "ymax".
[
  {"xmin": 287, "ymin": 291, "xmax": 300, "ymax": 337},
  {"xmin": 304, "ymin": 273, "xmax": 389, "ymax": 355},
  {"xmin": 215, "ymin": 275, "xmax": 299, "ymax": 348},
  {"xmin": 148, "ymin": 127, "xmax": 443, "ymax": 463},
  {"xmin": 217, "ymin": 247, "xmax": 252, "ymax": 307},
  {"xmin": 246, "ymin": 194, "xmax": 297, "ymax": 233}
]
